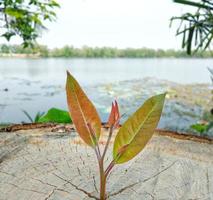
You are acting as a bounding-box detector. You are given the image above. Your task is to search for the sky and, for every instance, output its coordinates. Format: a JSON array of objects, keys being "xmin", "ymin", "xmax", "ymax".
[{"xmin": 1, "ymin": 0, "xmax": 195, "ymax": 49}]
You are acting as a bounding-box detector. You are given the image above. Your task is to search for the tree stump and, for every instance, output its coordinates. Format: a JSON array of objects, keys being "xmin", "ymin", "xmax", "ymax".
[{"xmin": 0, "ymin": 126, "xmax": 212, "ymax": 200}]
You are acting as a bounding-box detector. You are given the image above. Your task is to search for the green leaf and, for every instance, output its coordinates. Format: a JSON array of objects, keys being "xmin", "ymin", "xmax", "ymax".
[
  {"xmin": 38, "ymin": 108, "xmax": 71, "ymax": 123},
  {"xmin": 22, "ymin": 110, "xmax": 45, "ymax": 123},
  {"xmin": 1, "ymin": 32, "xmax": 15, "ymax": 41},
  {"xmin": 34, "ymin": 111, "xmax": 45, "ymax": 123},
  {"xmin": 22, "ymin": 109, "xmax": 34, "ymax": 123},
  {"xmin": 173, "ymin": 0, "xmax": 213, "ymax": 10},
  {"xmin": 187, "ymin": 26, "xmax": 195, "ymax": 55},
  {"xmin": 66, "ymin": 71, "xmax": 101, "ymax": 147},
  {"xmin": 191, "ymin": 123, "xmax": 208, "ymax": 133},
  {"xmin": 113, "ymin": 93, "xmax": 166, "ymax": 164},
  {"xmin": 5, "ymin": 8, "xmax": 25, "ymax": 18}
]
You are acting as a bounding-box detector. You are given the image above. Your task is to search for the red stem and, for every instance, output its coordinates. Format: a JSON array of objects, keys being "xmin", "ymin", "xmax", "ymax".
[
  {"xmin": 102, "ymin": 126, "xmax": 113, "ymax": 160},
  {"xmin": 105, "ymin": 160, "xmax": 115, "ymax": 178},
  {"xmin": 93, "ymin": 126, "xmax": 117, "ymax": 200},
  {"xmin": 99, "ymin": 158, "xmax": 106, "ymax": 200}
]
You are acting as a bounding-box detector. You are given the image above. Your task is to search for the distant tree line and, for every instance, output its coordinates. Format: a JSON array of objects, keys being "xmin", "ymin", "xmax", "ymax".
[{"xmin": 1, "ymin": 44, "xmax": 213, "ymax": 58}]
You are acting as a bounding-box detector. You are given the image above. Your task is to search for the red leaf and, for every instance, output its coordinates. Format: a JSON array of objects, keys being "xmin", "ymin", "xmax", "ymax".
[
  {"xmin": 107, "ymin": 100, "xmax": 120, "ymax": 128},
  {"xmin": 66, "ymin": 71, "xmax": 101, "ymax": 147}
]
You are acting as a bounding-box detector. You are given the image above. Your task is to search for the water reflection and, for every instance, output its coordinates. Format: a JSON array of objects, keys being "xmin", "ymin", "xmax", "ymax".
[{"xmin": 0, "ymin": 58, "xmax": 212, "ymax": 85}]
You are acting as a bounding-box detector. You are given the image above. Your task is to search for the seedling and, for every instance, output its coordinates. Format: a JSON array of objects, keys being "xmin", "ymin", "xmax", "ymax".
[
  {"xmin": 66, "ymin": 71, "xmax": 166, "ymax": 200},
  {"xmin": 22, "ymin": 108, "xmax": 71, "ymax": 123},
  {"xmin": 22, "ymin": 110, "xmax": 45, "ymax": 123}
]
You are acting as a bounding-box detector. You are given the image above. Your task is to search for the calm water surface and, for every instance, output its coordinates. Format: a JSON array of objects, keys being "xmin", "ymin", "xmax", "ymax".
[
  {"xmin": 0, "ymin": 58, "xmax": 212, "ymax": 124},
  {"xmin": 0, "ymin": 58, "xmax": 212, "ymax": 85}
]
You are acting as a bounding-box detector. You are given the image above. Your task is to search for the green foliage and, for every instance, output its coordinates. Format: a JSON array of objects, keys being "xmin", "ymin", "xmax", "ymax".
[
  {"xmin": 0, "ymin": 43, "xmax": 49, "ymax": 55},
  {"xmin": 22, "ymin": 108, "xmax": 71, "ymax": 123},
  {"xmin": 2, "ymin": 44, "xmax": 213, "ymax": 57},
  {"xmin": 191, "ymin": 123, "xmax": 208, "ymax": 133},
  {"xmin": 174, "ymin": 0, "xmax": 213, "ymax": 10},
  {"xmin": 33, "ymin": 46, "xmax": 196, "ymax": 58},
  {"xmin": 172, "ymin": 0, "xmax": 213, "ymax": 54},
  {"xmin": 0, "ymin": 123, "xmax": 11, "ymax": 129},
  {"xmin": 191, "ymin": 68, "xmax": 213, "ymax": 135},
  {"xmin": 38, "ymin": 108, "xmax": 71, "ymax": 123},
  {"xmin": 0, "ymin": 44, "xmax": 10, "ymax": 53},
  {"xmin": 66, "ymin": 71, "xmax": 166, "ymax": 199},
  {"xmin": 113, "ymin": 94, "xmax": 166, "ymax": 164},
  {"xmin": 22, "ymin": 110, "xmax": 44, "ymax": 123},
  {"xmin": 191, "ymin": 121, "xmax": 213, "ymax": 134},
  {"xmin": 0, "ymin": 0, "xmax": 60, "ymax": 47}
]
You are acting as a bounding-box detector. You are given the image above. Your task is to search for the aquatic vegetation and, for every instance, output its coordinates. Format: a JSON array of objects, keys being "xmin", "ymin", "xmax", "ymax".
[
  {"xmin": 191, "ymin": 68, "xmax": 213, "ymax": 135},
  {"xmin": 66, "ymin": 71, "xmax": 166, "ymax": 200},
  {"xmin": 22, "ymin": 108, "xmax": 71, "ymax": 123},
  {"xmin": 191, "ymin": 121, "xmax": 213, "ymax": 134},
  {"xmin": 22, "ymin": 110, "xmax": 45, "ymax": 123},
  {"xmin": 38, "ymin": 108, "xmax": 71, "ymax": 123}
]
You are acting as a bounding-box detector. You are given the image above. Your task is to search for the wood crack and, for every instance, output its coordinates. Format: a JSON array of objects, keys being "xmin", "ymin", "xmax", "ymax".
[
  {"xmin": 109, "ymin": 161, "xmax": 177, "ymax": 198},
  {"xmin": 53, "ymin": 173, "xmax": 99, "ymax": 200}
]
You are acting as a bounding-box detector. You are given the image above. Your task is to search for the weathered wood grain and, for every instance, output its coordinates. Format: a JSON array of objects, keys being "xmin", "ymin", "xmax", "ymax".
[{"xmin": 0, "ymin": 128, "xmax": 212, "ymax": 200}]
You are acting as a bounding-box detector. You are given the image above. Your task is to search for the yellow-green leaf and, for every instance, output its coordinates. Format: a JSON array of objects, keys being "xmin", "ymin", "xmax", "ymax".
[
  {"xmin": 66, "ymin": 71, "xmax": 101, "ymax": 146},
  {"xmin": 5, "ymin": 8, "xmax": 25, "ymax": 18},
  {"xmin": 113, "ymin": 93, "xmax": 166, "ymax": 164}
]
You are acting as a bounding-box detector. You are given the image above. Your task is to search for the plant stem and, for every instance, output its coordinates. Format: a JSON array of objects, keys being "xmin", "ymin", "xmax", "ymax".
[
  {"xmin": 105, "ymin": 160, "xmax": 115, "ymax": 178},
  {"xmin": 94, "ymin": 126, "xmax": 116, "ymax": 200},
  {"xmin": 99, "ymin": 159, "xmax": 116, "ymax": 200},
  {"xmin": 99, "ymin": 158, "xmax": 106, "ymax": 200},
  {"xmin": 102, "ymin": 126, "xmax": 113, "ymax": 160},
  {"xmin": 94, "ymin": 146, "xmax": 107, "ymax": 200}
]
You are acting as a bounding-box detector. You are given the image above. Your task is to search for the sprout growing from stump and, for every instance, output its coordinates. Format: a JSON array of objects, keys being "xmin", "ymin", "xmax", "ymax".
[{"xmin": 66, "ymin": 71, "xmax": 166, "ymax": 200}]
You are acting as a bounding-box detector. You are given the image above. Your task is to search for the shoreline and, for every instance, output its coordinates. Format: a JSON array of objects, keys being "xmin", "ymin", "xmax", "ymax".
[
  {"xmin": 0, "ymin": 53, "xmax": 40, "ymax": 58},
  {"xmin": 1, "ymin": 53, "xmax": 213, "ymax": 59}
]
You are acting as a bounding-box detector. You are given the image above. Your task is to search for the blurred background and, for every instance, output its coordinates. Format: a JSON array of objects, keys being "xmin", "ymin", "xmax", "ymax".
[{"xmin": 0, "ymin": 0, "xmax": 212, "ymax": 136}]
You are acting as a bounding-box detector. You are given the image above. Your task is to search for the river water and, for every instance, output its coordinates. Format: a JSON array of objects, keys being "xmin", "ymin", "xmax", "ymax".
[
  {"xmin": 0, "ymin": 58, "xmax": 211, "ymax": 85},
  {"xmin": 0, "ymin": 58, "xmax": 212, "ymax": 135}
]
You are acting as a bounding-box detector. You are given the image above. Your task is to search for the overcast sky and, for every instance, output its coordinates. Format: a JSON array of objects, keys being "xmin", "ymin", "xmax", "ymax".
[{"xmin": 1, "ymin": 0, "xmax": 194, "ymax": 49}]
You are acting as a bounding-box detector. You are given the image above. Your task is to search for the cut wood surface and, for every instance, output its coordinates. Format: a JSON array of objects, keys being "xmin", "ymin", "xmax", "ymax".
[{"xmin": 0, "ymin": 125, "xmax": 212, "ymax": 200}]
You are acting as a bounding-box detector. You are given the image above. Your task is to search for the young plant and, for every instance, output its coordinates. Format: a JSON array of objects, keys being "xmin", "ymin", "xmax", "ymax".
[
  {"xmin": 66, "ymin": 71, "xmax": 166, "ymax": 200},
  {"xmin": 190, "ymin": 68, "xmax": 213, "ymax": 135},
  {"xmin": 22, "ymin": 110, "xmax": 45, "ymax": 123},
  {"xmin": 190, "ymin": 122, "xmax": 212, "ymax": 134},
  {"xmin": 38, "ymin": 107, "xmax": 71, "ymax": 123},
  {"xmin": 22, "ymin": 108, "xmax": 71, "ymax": 123}
]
